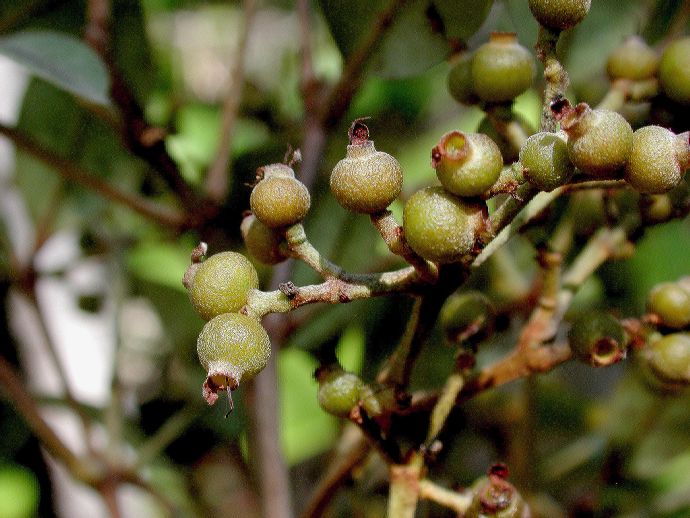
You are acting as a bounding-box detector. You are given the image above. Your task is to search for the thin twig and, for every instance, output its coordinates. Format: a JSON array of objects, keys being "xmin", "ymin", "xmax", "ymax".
[
  {"xmin": 535, "ymin": 26, "xmax": 569, "ymax": 132},
  {"xmin": 0, "ymin": 123, "xmax": 186, "ymax": 228},
  {"xmin": 418, "ymin": 479, "xmax": 472, "ymax": 514},
  {"xmin": 205, "ymin": 0, "xmax": 256, "ymax": 202}
]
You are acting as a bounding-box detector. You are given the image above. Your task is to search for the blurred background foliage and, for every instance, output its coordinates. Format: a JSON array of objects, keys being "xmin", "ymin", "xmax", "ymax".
[{"xmin": 0, "ymin": 0, "xmax": 689, "ymax": 517}]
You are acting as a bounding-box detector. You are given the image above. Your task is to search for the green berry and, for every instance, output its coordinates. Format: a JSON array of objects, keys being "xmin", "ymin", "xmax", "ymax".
[
  {"xmin": 447, "ymin": 53, "xmax": 478, "ymax": 105},
  {"xmin": 403, "ymin": 186, "xmax": 486, "ymax": 264},
  {"xmin": 659, "ymin": 37, "xmax": 690, "ymax": 105},
  {"xmin": 250, "ymin": 164, "xmax": 310, "ymax": 228},
  {"xmin": 440, "ymin": 291, "xmax": 495, "ymax": 345},
  {"xmin": 472, "ymin": 33, "xmax": 535, "ymax": 103},
  {"xmin": 316, "ymin": 367, "xmax": 363, "ymax": 418},
  {"xmin": 560, "ymin": 103, "xmax": 633, "ymax": 177},
  {"xmin": 432, "ymin": 131, "xmax": 503, "ymax": 197},
  {"xmin": 568, "ymin": 311, "xmax": 627, "ymax": 367},
  {"xmin": 642, "ymin": 333, "xmax": 690, "ymax": 388},
  {"xmin": 330, "ymin": 121, "xmax": 403, "ymax": 214},
  {"xmin": 466, "ymin": 465, "xmax": 526, "ymax": 518},
  {"xmin": 647, "ymin": 282, "xmax": 690, "ymax": 329},
  {"xmin": 528, "ymin": 0, "xmax": 590, "ymax": 30},
  {"xmin": 639, "ymin": 193, "xmax": 673, "ymax": 224},
  {"xmin": 625, "ymin": 125, "xmax": 690, "ymax": 194},
  {"xmin": 197, "ymin": 313, "xmax": 271, "ymax": 405},
  {"xmin": 519, "ymin": 131, "xmax": 574, "ymax": 191},
  {"xmin": 189, "ymin": 251, "xmax": 259, "ymax": 321},
  {"xmin": 606, "ymin": 36, "xmax": 658, "ymax": 81},
  {"xmin": 241, "ymin": 214, "xmax": 286, "ymax": 265}
]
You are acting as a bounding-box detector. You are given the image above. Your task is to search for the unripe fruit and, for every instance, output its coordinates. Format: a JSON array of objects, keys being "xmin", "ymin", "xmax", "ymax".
[
  {"xmin": 528, "ymin": 0, "xmax": 590, "ymax": 30},
  {"xmin": 250, "ymin": 164, "xmax": 310, "ymax": 228},
  {"xmin": 519, "ymin": 131, "xmax": 574, "ymax": 191},
  {"xmin": 659, "ymin": 37, "xmax": 690, "ymax": 105},
  {"xmin": 472, "ymin": 33, "xmax": 535, "ymax": 103},
  {"xmin": 440, "ymin": 291, "xmax": 495, "ymax": 345},
  {"xmin": 330, "ymin": 121, "xmax": 403, "ymax": 214},
  {"xmin": 316, "ymin": 367, "xmax": 363, "ymax": 418},
  {"xmin": 240, "ymin": 214, "xmax": 286, "ymax": 265},
  {"xmin": 403, "ymin": 187, "xmax": 486, "ymax": 264},
  {"xmin": 431, "ymin": 131, "xmax": 503, "ymax": 197},
  {"xmin": 642, "ymin": 333, "xmax": 690, "ymax": 388},
  {"xmin": 639, "ymin": 194, "xmax": 673, "ymax": 224},
  {"xmin": 625, "ymin": 125, "xmax": 690, "ymax": 194},
  {"xmin": 466, "ymin": 465, "xmax": 527, "ymax": 518},
  {"xmin": 606, "ymin": 36, "xmax": 658, "ymax": 81},
  {"xmin": 647, "ymin": 282, "xmax": 690, "ymax": 329},
  {"xmin": 558, "ymin": 103, "xmax": 633, "ymax": 177},
  {"xmin": 189, "ymin": 251, "xmax": 259, "ymax": 321},
  {"xmin": 197, "ymin": 313, "xmax": 271, "ymax": 405},
  {"xmin": 568, "ymin": 311, "xmax": 627, "ymax": 367},
  {"xmin": 447, "ymin": 53, "xmax": 478, "ymax": 105}
]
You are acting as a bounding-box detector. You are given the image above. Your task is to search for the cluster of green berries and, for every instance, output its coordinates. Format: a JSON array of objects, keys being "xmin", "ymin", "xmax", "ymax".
[{"xmin": 184, "ymin": 248, "xmax": 270, "ymax": 408}]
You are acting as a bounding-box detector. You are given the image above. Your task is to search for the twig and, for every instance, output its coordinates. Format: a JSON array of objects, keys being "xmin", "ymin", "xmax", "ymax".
[
  {"xmin": 418, "ymin": 479, "xmax": 472, "ymax": 514},
  {"xmin": 535, "ymin": 26, "xmax": 569, "ymax": 132},
  {"xmin": 205, "ymin": 0, "xmax": 256, "ymax": 202},
  {"xmin": 387, "ymin": 454, "xmax": 423, "ymax": 518},
  {"xmin": 0, "ymin": 123, "xmax": 186, "ymax": 228}
]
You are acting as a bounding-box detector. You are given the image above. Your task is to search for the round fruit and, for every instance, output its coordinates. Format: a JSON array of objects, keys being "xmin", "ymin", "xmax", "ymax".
[
  {"xmin": 606, "ymin": 36, "xmax": 658, "ymax": 81},
  {"xmin": 316, "ymin": 367, "xmax": 363, "ymax": 418},
  {"xmin": 432, "ymin": 131, "xmax": 503, "ymax": 197},
  {"xmin": 197, "ymin": 312, "xmax": 271, "ymax": 405},
  {"xmin": 647, "ymin": 282, "xmax": 690, "ymax": 329},
  {"xmin": 472, "ymin": 33, "xmax": 535, "ymax": 103},
  {"xmin": 568, "ymin": 311, "xmax": 627, "ymax": 367},
  {"xmin": 625, "ymin": 125, "xmax": 689, "ymax": 194},
  {"xmin": 440, "ymin": 290, "xmax": 495, "ymax": 345},
  {"xmin": 189, "ymin": 251, "xmax": 259, "ymax": 321},
  {"xmin": 447, "ymin": 53, "xmax": 478, "ymax": 105},
  {"xmin": 519, "ymin": 131, "xmax": 574, "ymax": 191},
  {"xmin": 250, "ymin": 165, "xmax": 310, "ymax": 228},
  {"xmin": 528, "ymin": 0, "xmax": 591, "ymax": 30},
  {"xmin": 639, "ymin": 193, "xmax": 673, "ymax": 224},
  {"xmin": 560, "ymin": 103, "xmax": 633, "ymax": 177},
  {"xmin": 241, "ymin": 214, "xmax": 286, "ymax": 265},
  {"xmin": 642, "ymin": 333, "xmax": 690, "ymax": 387},
  {"xmin": 659, "ymin": 37, "xmax": 690, "ymax": 105},
  {"xmin": 403, "ymin": 186, "xmax": 486, "ymax": 264},
  {"xmin": 330, "ymin": 121, "xmax": 403, "ymax": 214}
]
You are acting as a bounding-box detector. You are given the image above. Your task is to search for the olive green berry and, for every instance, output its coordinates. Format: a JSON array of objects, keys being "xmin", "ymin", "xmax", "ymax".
[
  {"xmin": 466, "ymin": 467, "xmax": 526, "ymax": 518},
  {"xmin": 250, "ymin": 166, "xmax": 310, "ymax": 228},
  {"xmin": 197, "ymin": 312, "xmax": 271, "ymax": 405},
  {"xmin": 440, "ymin": 290, "xmax": 495, "ymax": 345},
  {"xmin": 606, "ymin": 36, "xmax": 658, "ymax": 81},
  {"xmin": 403, "ymin": 186, "xmax": 486, "ymax": 264},
  {"xmin": 528, "ymin": 0, "xmax": 590, "ymax": 30},
  {"xmin": 568, "ymin": 311, "xmax": 627, "ymax": 367},
  {"xmin": 561, "ymin": 104, "xmax": 633, "ymax": 177},
  {"xmin": 330, "ymin": 136, "xmax": 403, "ymax": 214},
  {"xmin": 519, "ymin": 131, "xmax": 574, "ymax": 191},
  {"xmin": 189, "ymin": 251, "xmax": 259, "ymax": 321},
  {"xmin": 659, "ymin": 37, "xmax": 690, "ymax": 105},
  {"xmin": 447, "ymin": 53, "xmax": 478, "ymax": 105},
  {"xmin": 316, "ymin": 368, "xmax": 363, "ymax": 418},
  {"xmin": 647, "ymin": 282, "xmax": 690, "ymax": 329},
  {"xmin": 625, "ymin": 125, "xmax": 690, "ymax": 194},
  {"xmin": 643, "ymin": 333, "xmax": 690, "ymax": 387},
  {"xmin": 432, "ymin": 131, "xmax": 503, "ymax": 197},
  {"xmin": 241, "ymin": 214, "xmax": 286, "ymax": 265},
  {"xmin": 472, "ymin": 33, "xmax": 535, "ymax": 103}
]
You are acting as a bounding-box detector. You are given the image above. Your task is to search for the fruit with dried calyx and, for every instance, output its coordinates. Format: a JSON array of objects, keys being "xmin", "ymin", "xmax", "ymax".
[
  {"xmin": 329, "ymin": 120, "xmax": 403, "ymax": 214},
  {"xmin": 241, "ymin": 213, "xmax": 286, "ymax": 265},
  {"xmin": 466, "ymin": 464, "xmax": 528, "ymax": 518},
  {"xmin": 432, "ymin": 130, "xmax": 503, "ymax": 197},
  {"xmin": 568, "ymin": 311, "xmax": 627, "ymax": 367},
  {"xmin": 250, "ymin": 163, "xmax": 310, "ymax": 228},
  {"xmin": 188, "ymin": 251, "xmax": 259, "ymax": 321},
  {"xmin": 197, "ymin": 312, "xmax": 271, "ymax": 407}
]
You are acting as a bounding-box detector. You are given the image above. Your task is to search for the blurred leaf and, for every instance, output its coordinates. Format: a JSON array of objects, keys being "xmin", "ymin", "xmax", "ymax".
[
  {"xmin": 127, "ymin": 240, "xmax": 192, "ymax": 293},
  {"xmin": 0, "ymin": 465, "xmax": 40, "ymax": 518},
  {"xmin": 434, "ymin": 0, "xmax": 494, "ymax": 40},
  {"xmin": 0, "ymin": 30, "xmax": 110, "ymax": 105},
  {"xmin": 335, "ymin": 324, "xmax": 365, "ymax": 374}
]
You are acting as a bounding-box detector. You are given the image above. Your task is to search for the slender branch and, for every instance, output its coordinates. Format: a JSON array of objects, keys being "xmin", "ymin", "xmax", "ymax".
[
  {"xmin": 535, "ymin": 26, "xmax": 569, "ymax": 132},
  {"xmin": 387, "ymin": 454, "xmax": 423, "ymax": 518},
  {"xmin": 0, "ymin": 123, "xmax": 186, "ymax": 228},
  {"xmin": 595, "ymin": 78, "xmax": 659, "ymax": 112},
  {"xmin": 205, "ymin": 0, "xmax": 256, "ymax": 202},
  {"xmin": 418, "ymin": 479, "xmax": 472, "ymax": 514},
  {"xmin": 425, "ymin": 371, "xmax": 465, "ymax": 446}
]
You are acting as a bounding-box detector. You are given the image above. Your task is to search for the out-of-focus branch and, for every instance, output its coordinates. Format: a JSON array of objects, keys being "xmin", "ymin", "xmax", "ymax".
[
  {"xmin": 535, "ymin": 26, "xmax": 568, "ymax": 132},
  {"xmin": 205, "ymin": 0, "xmax": 256, "ymax": 202},
  {"xmin": 0, "ymin": 123, "xmax": 186, "ymax": 229}
]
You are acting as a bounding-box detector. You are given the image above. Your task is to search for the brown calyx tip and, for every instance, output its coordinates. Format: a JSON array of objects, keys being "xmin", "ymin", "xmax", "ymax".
[
  {"xmin": 431, "ymin": 130, "xmax": 469, "ymax": 168},
  {"xmin": 190, "ymin": 242, "xmax": 208, "ymax": 264},
  {"xmin": 202, "ymin": 374, "xmax": 239, "ymax": 406},
  {"xmin": 550, "ymin": 97, "xmax": 572, "ymax": 120},
  {"xmin": 488, "ymin": 462, "xmax": 510, "ymax": 480},
  {"xmin": 489, "ymin": 31, "xmax": 518, "ymax": 44},
  {"xmin": 348, "ymin": 117, "xmax": 371, "ymax": 145}
]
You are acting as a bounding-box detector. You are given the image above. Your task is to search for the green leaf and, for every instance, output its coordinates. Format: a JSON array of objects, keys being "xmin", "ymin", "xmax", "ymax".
[{"xmin": 0, "ymin": 30, "xmax": 110, "ymax": 105}]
